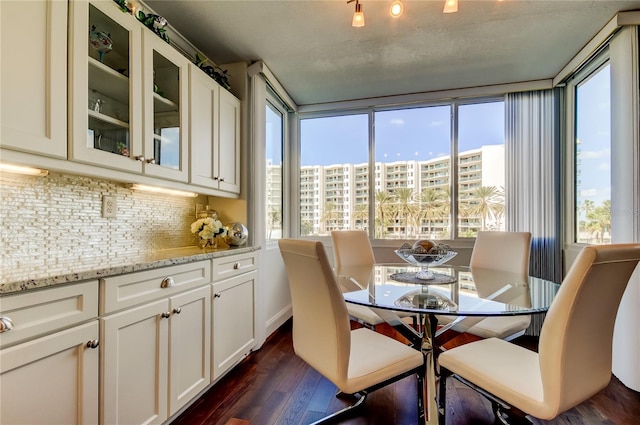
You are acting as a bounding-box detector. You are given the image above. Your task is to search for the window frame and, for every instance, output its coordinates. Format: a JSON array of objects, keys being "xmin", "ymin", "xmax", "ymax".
[
  {"xmin": 295, "ymin": 95, "xmax": 505, "ymax": 246},
  {"xmin": 563, "ymin": 47, "xmax": 610, "ymax": 247},
  {"xmin": 265, "ymin": 85, "xmax": 290, "ymax": 242}
]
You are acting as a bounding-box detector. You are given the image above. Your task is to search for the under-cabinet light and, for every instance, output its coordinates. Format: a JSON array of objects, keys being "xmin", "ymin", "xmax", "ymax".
[
  {"xmin": 0, "ymin": 163, "xmax": 49, "ymax": 176},
  {"xmin": 130, "ymin": 184, "xmax": 198, "ymax": 198}
]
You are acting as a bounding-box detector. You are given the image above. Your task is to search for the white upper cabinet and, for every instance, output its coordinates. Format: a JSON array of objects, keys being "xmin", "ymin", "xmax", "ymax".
[
  {"xmin": 142, "ymin": 30, "xmax": 189, "ymax": 182},
  {"xmin": 69, "ymin": 0, "xmax": 144, "ymax": 173},
  {"xmin": 189, "ymin": 64, "xmax": 241, "ymax": 194},
  {"xmin": 0, "ymin": 0, "xmax": 67, "ymax": 158},
  {"xmin": 217, "ymin": 88, "xmax": 241, "ymax": 193}
]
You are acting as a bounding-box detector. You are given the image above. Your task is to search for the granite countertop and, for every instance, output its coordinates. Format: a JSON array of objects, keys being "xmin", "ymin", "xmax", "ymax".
[{"xmin": 0, "ymin": 245, "xmax": 261, "ymax": 295}]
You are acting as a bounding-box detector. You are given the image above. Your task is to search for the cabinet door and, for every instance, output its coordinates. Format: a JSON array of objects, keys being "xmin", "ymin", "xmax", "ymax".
[
  {"xmin": 0, "ymin": 321, "xmax": 99, "ymax": 425},
  {"xmin": 217, "ymin": 88, "xmax": 241, "ymax": 193},
  {"xmin": 142, "ymin": 30, "xmax": 189, "ymax": 182},
  {"xmin": 101, "ymin": 299, "xmax": 169, "ymax": 425},
  {"xmin": 189, "ymin": 64, "xmax": 219, "ymax": 188},
  {"xmin": 212, "ymin": 272, "xmax": 255, "ymax": 380},
  {"xmin": 168, "ymin": 285, "xmax": 211, "ymax": 415},
  {"xmin": 0, "ymin": 0, "xmax": 67, "ymax": 158},
  {"xmin": 69, "ymin": 0, "xmax": 143, "ymax": 173}
]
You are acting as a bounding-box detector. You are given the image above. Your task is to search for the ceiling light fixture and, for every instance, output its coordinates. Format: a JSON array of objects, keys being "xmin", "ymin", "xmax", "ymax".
[
  {"xmin": 443, "ymin": 0, "xmax": 458, "ymax": 13},
  {"xmin": 0, "ymin": 163, "xmax": 49, "ymax": 176},
  {"xmin": 130, "ymin": 183, "xmax": 198, "ymax": 198},
  {"xmin": 390, "ymin": 0, "xmax": 403, "ymax": 18},
  {"xmin": 347, "ymin": 0, "xmax": 365, "ymax": 27}
]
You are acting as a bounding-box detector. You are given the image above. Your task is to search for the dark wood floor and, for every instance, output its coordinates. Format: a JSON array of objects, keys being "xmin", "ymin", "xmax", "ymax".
[{"xmin": 172, "ymin": 320, "xmax": 640, "ymax": 425}]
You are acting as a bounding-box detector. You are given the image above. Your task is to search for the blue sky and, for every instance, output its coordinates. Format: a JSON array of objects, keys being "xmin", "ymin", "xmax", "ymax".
[
  {"xmin": 575, "ymin": 64, "xmax": 611, "ymax": 206},
  {"xmin": 300, "ymin": 101, "xmax": 505, "ymax": 167}
]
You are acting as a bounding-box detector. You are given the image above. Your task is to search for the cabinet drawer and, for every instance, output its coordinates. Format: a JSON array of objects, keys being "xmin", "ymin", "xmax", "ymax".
[
  {"xmin": 0, "ymin": 281, "xmax": 98, "ymax": 349},
  {"xmin": 212, "ymin": 252, "xmax": 257, "ymax": 282},
  {"xmin": 101, "ymin": 261, "xmax": 211, "ymax": 314}
]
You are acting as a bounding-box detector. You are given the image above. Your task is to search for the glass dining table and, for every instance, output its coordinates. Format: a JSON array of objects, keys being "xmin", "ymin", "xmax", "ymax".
[{"xmin": 338, "ymin": 263, "xmax": 561, "ymax": 425}]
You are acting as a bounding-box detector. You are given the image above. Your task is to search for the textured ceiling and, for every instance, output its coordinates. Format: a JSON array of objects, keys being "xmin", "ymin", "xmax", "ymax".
[{"xmin": 146, "ymin": 0, "xmax": 640, "ymax": 106}]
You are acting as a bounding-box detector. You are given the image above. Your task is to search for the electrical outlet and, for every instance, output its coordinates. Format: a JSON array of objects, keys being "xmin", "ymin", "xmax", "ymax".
[{"xmin": 102, "ymin": 196, "xmax": 117, "ymax": 218}]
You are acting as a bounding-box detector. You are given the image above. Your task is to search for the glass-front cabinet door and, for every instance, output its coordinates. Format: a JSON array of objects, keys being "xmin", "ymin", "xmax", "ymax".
[
  {"xmin": 69, "ymin": 0, "xmax": 143, "ymax": 173},
  {"xmin": 142, "ymin": 30, "xmax": 189, "ymax": 182}
]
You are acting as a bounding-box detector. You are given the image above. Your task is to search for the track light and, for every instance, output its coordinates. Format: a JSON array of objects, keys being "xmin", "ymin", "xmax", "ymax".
[
  {"xmin": 348, "ymin": 0, "xmax": 365, "ymax": 27},
  {"xmin": 390, "ymin": 0, "xmax": 403, "ymax": 18},
  {"xmin": 443, "ymin": 0, "xmax": 458, "ymax": 13}
]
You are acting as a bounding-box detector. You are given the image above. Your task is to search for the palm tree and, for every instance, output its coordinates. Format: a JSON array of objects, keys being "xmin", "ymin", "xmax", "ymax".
[
  {"xmin": 321, "ymin": 201, "xmax": 342, "ymax": 234},
  {"xmin": 374, "ymin": 190, "xmax": 395, "ymax": 238},
  {"xmin": 394, "ymin": 187, "xmax": 417, "ymax": 237},
  {"xmin": 420, "ymin": 188, "xmax": 447, "ymax": 238},
  {"xmin": 351, "ymin": 204, "xmax": 368, "ymax": 230},
  {"xmin": 465, "ymin": 186, "xmax": 505, "ymax": 231},
  {"xmin": 586, "ymin": 200, "xmax": 611, "ymax": 244},
  {"xmin": 266, "ymin": 207, "xmax": 281, "ymax": 239}
]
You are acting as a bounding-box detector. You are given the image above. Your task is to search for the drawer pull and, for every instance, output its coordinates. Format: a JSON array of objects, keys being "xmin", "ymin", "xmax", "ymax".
[
  {"xmin": 214, "ymin": 293, "xmax": 221, "ymax": 298},
  {"xmin": 0, "ymin": 316, "xmax": 14, "ymax": 333},
  {"xmin": 161, "ymin": 277, "xmax": 175, "ymax": 288},
  {"xmin": 233, "ymin": 262, "xmax": 240, "ymax": 270},
  {"xmin": 161, "ymin": 312, "xmax": 171, "ymax": 319},
  {"xmin": 173, "ymin": 307, "xmax": 182, "ymax": 315},
  {"xmin": 86, "ymin": 339, "xmax": 99, "ymax": 349}
]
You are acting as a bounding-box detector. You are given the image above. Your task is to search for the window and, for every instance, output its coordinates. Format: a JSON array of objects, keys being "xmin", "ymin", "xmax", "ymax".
[
  {"xmin": 571, "ymin": 59, "xmax": 611, "ymax": 244},
  {"xmin": 298, "ymin": 99, "xmax": 504, "ymax": 239},
  {"xmin": 299, "ymin": 114, "xmax": 368, "ymax": 236},
  {"xmin": 457, "ymin": 102, "xmax": 505, "ymax": 237},
  {"xmin": 265, "ymin": 96, "xmax": 285, "ymax": 240}
]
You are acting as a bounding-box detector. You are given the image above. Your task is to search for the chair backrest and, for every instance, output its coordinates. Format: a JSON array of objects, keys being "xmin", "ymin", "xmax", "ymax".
[
  {"xmin": 278, "ymin": 239, "xmax": 351, "ymax": 386},
  {"xmin": 331, "ymin": 230, "xmax": 375, "ymax": 270},
  {"xmin": 470, "ymin": 231, "xmax": 532, "ymax": 274},
  {"xmin": 539, "ymin": 244, "xmax": 640, "ymax": 416}
]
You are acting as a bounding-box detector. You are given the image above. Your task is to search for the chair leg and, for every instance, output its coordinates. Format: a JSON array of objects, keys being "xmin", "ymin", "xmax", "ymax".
[
  {"xmin": 309, "ymin": 392, "xmax": 367, "ymax": 425},
  {"xmin": 438, "ymin": 366, "xmax": 451, "ymax": 425},
  {"xmin": 416, "ymin": 369, "xmax": 425, "ymax": 423}
]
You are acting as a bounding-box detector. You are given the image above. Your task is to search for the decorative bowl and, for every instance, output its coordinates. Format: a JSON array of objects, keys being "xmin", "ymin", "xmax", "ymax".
[
  {"xmin": 395, "ymin": 290, "xmax": 457, "ymax": 311},
  {"xmin": 394, "ymin": 248, "xmax": 458, "ymax": 268},
  {"xmin": 394, "ymin": 243, "xmax": 457, "ymax": 280}
]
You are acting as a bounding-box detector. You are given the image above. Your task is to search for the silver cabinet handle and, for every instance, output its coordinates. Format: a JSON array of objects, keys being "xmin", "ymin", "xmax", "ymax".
[
  {"xmin": 161, "ymin": 312, "xmax": 171, "ymax": 319},
  {"xmin": 219, "ymin": 177, "xmax": 225, "ymax": 182},
  {"xmin": 86, "ymin": 339, "xmax": 99, "ymax": 349},
  {"xmin": 0, "ymin": 316, "xmax": 14, "ymax": 333},
  {"xmin": 173, "ymin": 307, "xmax": 181, "ymax": 315},
  {"xmin": 135, "ymin": 155, "xmax": 145, "ymax": 162},
  {"xmin": 214, "ymin": 293, "xmax": 221, "ymax": 298},
  {"xmin": 146, "ymin": 158, "xmax": 156, "ymax": 164},
  {"xmin": 161, "ymin": 277, "xmax": 175, "ymax": 288},
  {"xmin": 233, "ymin": 262, "xmax": 240, "ymax": 270},
  {"xmin": 213, "ymin": 176, "xmax": 219, "ymax": 181}
]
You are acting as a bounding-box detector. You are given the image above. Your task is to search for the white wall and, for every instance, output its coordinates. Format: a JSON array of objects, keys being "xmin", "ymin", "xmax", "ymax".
[{"xmin": 610, "ymin": 26, "xmax": 640, "ymax": 391}]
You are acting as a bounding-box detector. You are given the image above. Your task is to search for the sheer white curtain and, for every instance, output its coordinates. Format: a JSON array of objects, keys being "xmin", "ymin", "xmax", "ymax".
[{"xmin": 505, "ymin": 89, "xmax": 563, "ymax": 334}]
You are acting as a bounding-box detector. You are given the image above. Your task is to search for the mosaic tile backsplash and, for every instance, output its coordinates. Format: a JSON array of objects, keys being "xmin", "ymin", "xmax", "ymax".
[{"xmin": 0, "ymin": 171, "xmax": 205, "ymax": 284}]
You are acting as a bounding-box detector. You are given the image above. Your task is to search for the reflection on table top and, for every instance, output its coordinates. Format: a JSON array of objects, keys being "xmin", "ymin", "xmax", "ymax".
[{"xmin": 338, "ymin": 264, "xmax": 560, "ymax": 316}]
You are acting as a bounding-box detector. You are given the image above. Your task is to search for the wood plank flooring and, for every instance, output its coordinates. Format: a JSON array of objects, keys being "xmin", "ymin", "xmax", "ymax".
[{"xmin": 172, "ymin": 320, "xmax": 640, "ymax": 425}]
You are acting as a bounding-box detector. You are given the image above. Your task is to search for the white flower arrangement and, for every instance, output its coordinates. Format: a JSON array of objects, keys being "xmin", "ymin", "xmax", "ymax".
[{"xmin": 191, "ymin": 217, "xmax": 226, "ymax": 240}]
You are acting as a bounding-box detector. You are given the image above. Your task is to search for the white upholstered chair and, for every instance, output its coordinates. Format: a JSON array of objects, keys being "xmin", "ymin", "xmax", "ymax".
[
  {"xmin": 438, "ymin": 244, "xmax": 640, "ymax": 424},
  {"xmin": 279, "ymin": 239, "xmax": 425, "ymax": 424},
  {"xmin": 331, "ymin": 230, "xmax": 386, "ymax": 328},
  {"xmin": 440, "ymin": 231, "xmax": 532, "ymax": 340}
]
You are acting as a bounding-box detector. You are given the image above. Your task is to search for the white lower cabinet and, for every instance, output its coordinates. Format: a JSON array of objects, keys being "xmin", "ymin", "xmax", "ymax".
[
  {"xmin": 0, "ymin": 322, "xmax": 99, "ymax": 425},
  {"xmin": 211, "ymin": 253, "xmax": 257, "ymax": 381},
  {"xmin": 101, "ymin": 283, "xmax": 211, "ymax": 425},
  {"xmin": 0, "ymin": 281, "xmax": 99, "ymax": 425}
]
